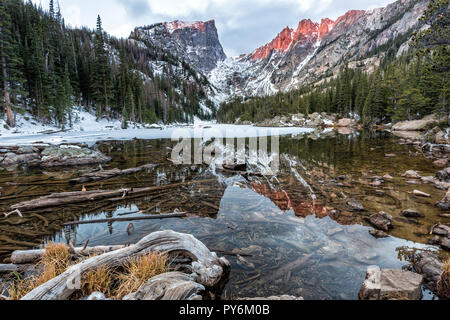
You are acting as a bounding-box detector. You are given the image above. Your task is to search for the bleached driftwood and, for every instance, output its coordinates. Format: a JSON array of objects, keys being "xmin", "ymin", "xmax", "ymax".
[
  {"xmin": 123, "ymin": 272, "xmax": 205, "ymax": 300},
  {"xmin": 11, "ymin": 245, "xmax": 126, "ymax": 264},
  {"xmin": 20, "ymin": 230, "xmax": 230, "ymax": 300},
  {"xmin": 70, "ymin": 164, "xmax": 158, "ymax": 184},
  {"xmin": 10, "ymin": 179, "xmax": 215, "ymax": 212}
]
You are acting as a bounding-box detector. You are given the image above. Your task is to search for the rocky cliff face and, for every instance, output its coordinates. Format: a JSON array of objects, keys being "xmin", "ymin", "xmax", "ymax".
[
  {"xmin": 208, "ymin": 0, "xmax": 428, "ymax": 99},
  {"xmin": 129, "ymin": 0, "xmax": 428, "ymax": 104},
  {"xmin": 131, "ymin": 19, "xmax": 226, "ymax": 73}
]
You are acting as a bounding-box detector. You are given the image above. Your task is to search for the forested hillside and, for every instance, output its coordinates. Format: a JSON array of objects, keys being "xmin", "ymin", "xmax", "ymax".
[
  {"xmin": 217, "ymin": 0, "xmax": 449, "ymax": 126},
  {"xmin": 0, "ymin": 0, "xmax": 215, "ymax": 129}
]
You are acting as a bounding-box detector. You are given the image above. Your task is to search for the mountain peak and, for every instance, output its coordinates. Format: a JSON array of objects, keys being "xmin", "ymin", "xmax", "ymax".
[
  {"xmin": 252, "ymin": 17, "xmax": 335, "ymax": 60},
  {"xmin": 163, "ymin": 19, "xmax": 216, "ymax": 33}
]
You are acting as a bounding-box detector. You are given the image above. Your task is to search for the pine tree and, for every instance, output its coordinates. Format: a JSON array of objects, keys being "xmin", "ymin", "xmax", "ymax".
[{"xmin": 0, "ymin": 0, "xmax": 27, "ymax": 127}]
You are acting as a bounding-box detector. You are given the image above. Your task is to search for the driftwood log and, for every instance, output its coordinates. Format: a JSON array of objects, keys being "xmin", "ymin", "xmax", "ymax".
[
  {"xmin": 10, "ymin": 179, "xmax": 216, "ymax": 212},
  {"xmin": 11, "ymin": 245, "xmax": 126, "ymax": 264},
  {"xmin": 20, "ymin": 230, "xmax": 230, "ymax": 300},
  {"xmin": 123, "ymin": 272, "xmax": 204, "ymax": 300},
  {"xmin": 70, "ymin": 164, "xmax": 158, "ymax": 184}
]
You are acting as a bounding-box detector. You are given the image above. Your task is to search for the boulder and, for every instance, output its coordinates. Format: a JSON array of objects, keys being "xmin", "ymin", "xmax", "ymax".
[
  {"xmin": 0, "ymin": 152, "xmax": 41, "ymax": 167},
  {"xmin": 345, "ymin": 198, "xmax": 366, "ymax": 212},
  {"xmin": 412, "ymin": 252, "xmax": 443, "ymax": 292},
  {"xmin": 337, "ymin": 118, "xmax": 356, "ymax": 127},
  {"xmin": 359, "ymin": 266, "xmax": 423, "ymax": 300},
  {"xmin": 383, "ymin": 174, "xmax": 394, "ymax": 182},
  {"xmin": 392, "ymin": 118, "xmax": 437, "ymax": 131},
  {"xmin": 368, "ymin": 211, "xmax": 393, "ymax": 231},
  {"xmin": 431, "ymin": 224, "xmax": 450, "ymax": 237},
  {"xmin": 401, "ymin": 209, "xmax": 424, "ymax": 218},
  {"xmin": 40, "ymin": 146, "xmax": 111, "ymax": 168}
]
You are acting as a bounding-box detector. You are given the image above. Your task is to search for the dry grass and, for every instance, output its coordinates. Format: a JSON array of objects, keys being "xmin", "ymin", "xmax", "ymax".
[
  {"xmin": 437, "ymin": 259, "xmax": 450, "ymax": 299},
  {"xmin": 7, "ymin": 243, "xmax": 71, "ymax": 300},
  {"xmin": 443, "ymin": 259, "xmax": 450, "ymax": 274},
  {"xmin": 80, "ymin": 266, "xmax": 115, "ymax": 298},
  {"xmin": 5, "ymin": 245, "xmax": 168, "ymax": 300},
  {"xmin": 113, "ymin": 252, "xmax": 168, "ymax": 299}
]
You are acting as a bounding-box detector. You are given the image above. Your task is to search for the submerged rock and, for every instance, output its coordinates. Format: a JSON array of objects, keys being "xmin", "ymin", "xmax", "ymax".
[
  {"xmin": 402, "ymin": 170, "xmax": 421, "ymax": 179},
  {"xmin": 368, "ymin": 212, "xmax": 393, "ymax": 231},
  {"xmin": 359, "ymin": 266, "xmax": 423, "ymax": 300},
  {"xmin": 345, "ymin": 198, "xmax": 366, "ymax": 212},
  {"xmin": 369, "ymin": 229, "xmax": 389, "ymax": 239},
  {"xmin": 401, "ymin": 209, "xmax": 424, "ymax": 218},
  {"xmin": 433, "ymin": 159, "xmax": 448, "ymax": 167}
]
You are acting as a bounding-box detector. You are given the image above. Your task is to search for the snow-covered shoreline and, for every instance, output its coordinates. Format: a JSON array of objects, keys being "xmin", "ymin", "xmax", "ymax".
[{"xmin": 0, "ymin": 112, "xmax": 314, "ymax": 147}]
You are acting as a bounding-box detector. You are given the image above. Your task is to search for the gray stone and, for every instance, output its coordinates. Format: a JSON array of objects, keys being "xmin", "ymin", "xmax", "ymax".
[
  {"xmin": 431, "ymin": 224, "xmax": 450, "ymax": 237},
  {"xmin": 402, "ymin": 170, "xmax": 421, "ymax": 179},
  {"xmin": 369, "ymin": 229, "xmax": 389, "ymax": 239},
  {"xmin": 401, "ymin": 209, "xmax": 424, "ymax": 218},
  {"xmin": 346, "ymin": 198, "xmax": 366, "ymax": 212},
  {"xmin": 359, "ymin": 266, "xmax": 423, "ymax": 300},
  {"xmin": 412, "ymin": 252, "xmax": 443, "ymax": 292},
  {"xmin": 436, "ymin": 189, "xmax": 450, "ymax": 211},
  {"xmin": 369, "ymin": 211, "xmax": 393, "ymax": 231},
  {"xmin": 441, "ymin": 237, "xmax": 450, "ymax": 251},
  {"xmin": 40, "ymin": 146, "xmax": 111, "ymax": 168}
]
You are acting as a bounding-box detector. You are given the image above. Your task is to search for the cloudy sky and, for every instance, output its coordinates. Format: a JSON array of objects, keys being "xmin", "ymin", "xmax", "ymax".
[{"xmin": 32, "ymin": 0, "xmax": 394, "ymax": 56}]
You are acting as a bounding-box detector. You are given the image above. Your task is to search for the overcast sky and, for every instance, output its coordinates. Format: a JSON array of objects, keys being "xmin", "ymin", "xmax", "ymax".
[{"xmin": 32, "ymin": 0, "xmax": 395, "ymax": 57}]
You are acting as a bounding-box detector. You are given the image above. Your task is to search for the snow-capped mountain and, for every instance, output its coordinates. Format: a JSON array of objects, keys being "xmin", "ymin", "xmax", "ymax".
[
  {"xmin": 208, "ymin": 0, "xmax": 428, "ymax": 99},
  {"xmin": 131, "ymin": 20, "xmax": 226, "ymax": 73},
  {"xmin": 130, "ymin": 0, "xmax": 428, "ymax": 103}
]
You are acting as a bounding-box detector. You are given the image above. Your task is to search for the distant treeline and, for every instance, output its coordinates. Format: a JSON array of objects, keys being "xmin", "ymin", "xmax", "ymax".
[{"xmin": 0, "ymin": 0, "xmax": 214, "ymax": 128}]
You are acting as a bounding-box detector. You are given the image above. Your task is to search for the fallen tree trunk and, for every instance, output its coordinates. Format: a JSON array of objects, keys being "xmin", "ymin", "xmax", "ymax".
[
  {"xmin": 10, "ymin": 179, "xmax": 216, "ymax": 212},
  {"xmin": 70, "ymin": 164, "xmax": 159, "ymax": 184},
  {"xmin": 63, "ymin": 212, "xmax": 187, "ymax": 226},
  {"xmin": 11, "ymin": 245, "xmax": 126, "ymax": 264},
  {"xmin": 21, "ymin": 230, "xmax": 230, "ymax": 300}
]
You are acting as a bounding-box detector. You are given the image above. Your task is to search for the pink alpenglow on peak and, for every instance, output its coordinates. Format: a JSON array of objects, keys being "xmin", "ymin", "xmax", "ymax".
[
  {"xmin": 252, "ymin": 17, "xmax": 336, "ymax": 60},
  {"xmin": 163, "ymin": 20, "xmax": 215, "ymax": 33}
]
